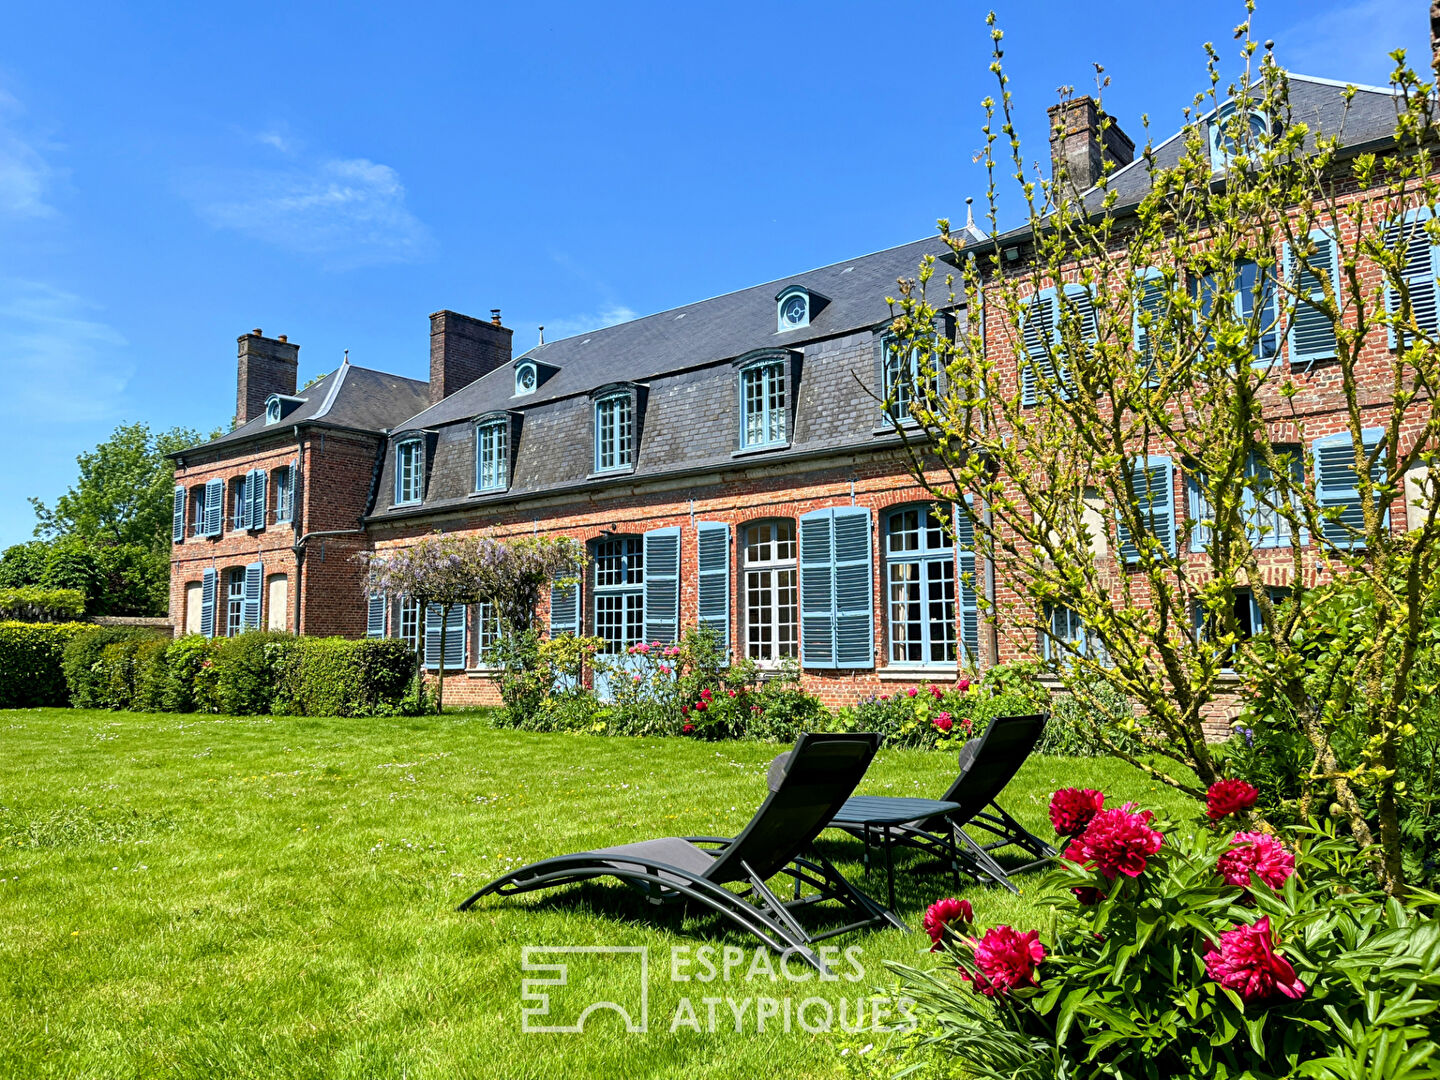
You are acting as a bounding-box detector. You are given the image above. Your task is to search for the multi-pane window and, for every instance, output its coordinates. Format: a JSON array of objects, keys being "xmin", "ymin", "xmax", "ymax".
[
  {"xmin": 274, "ymin": 465, "xmax": 293, "ymax": 523},
  {"xmin": 395, "ymin": 439, "xmax": 423, "ymax": 504},
  {"xmin": 740, "ymin": 361, "xmax": 787, "ymax": 449},
  {"xmin": 743, "ymin": 520, "xmax": 798, "ymax": 663},
  {"xmin": 886, "ymin": 507, "xmax": 956, "ymax": 665},
  {"xmin": 398, "ymin": 597, "xmax": 421, "ymax": 651},
  {"xmin": 592, "ymin": 537, "xmax": 644, "ymax": 653},
  {"xmin": 475, "ymin": 420, "xmax": 508, "ymax": 492},
  {"xmin": 226, "ymin": 568, "xmax": 246, "ymax": 637},
  {"xmin": 1042, "ymin": 603, "xmax": 1105, "ymax": 665},
  {"xmin": 1188, "ymin": 447, "xmax": 1305, "ymax": 551},
  {"xmin": 190, "ymin": 486, "xmax": 205, "ymax": 537},
  {"xmin": 883, "ymin": 341, "xmax": 921, "ymax": 422},
  {"xmin": 475, "ymin": 600, "xmax": 502, "ymax": 665},
  {"xmin": 1191, "ymin": 259, "xmax": 1280, "ymax": 362},
  {"xmin": 594, "ymin": 394, "xmax": 634, "ymax": 472},
  {"xmin": 231, "ymin": 478, "xmax": 248, "ymax": 530},
  {"xmin": 1194, "ymin": 588, "xmax": 1289, "ymax": 667}
]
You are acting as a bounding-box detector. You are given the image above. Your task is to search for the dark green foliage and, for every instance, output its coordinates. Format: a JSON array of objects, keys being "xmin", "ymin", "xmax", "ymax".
[
  {"xmin": 131, "ymin": 636, "xmax": 172, "ymax": 712},
  {"xmin": 272, "ymin": 637, "xmax": 417, "ymax": 717},
  {"xmin": 1038, "ymin": 682, "xmax": 1142, "ymax": 757},
  {"xmin": 0, "ymin": 538, "xmax": 168, "ymax": 616},
  {"xmin": 494, "ymin": 629, "xmax": 548, "ymax": 726},
  {"xmin": 212, "ymin": 631, "xmax": 297, "ymax": 716},
  {"xmin": 62, "ymin": 626, "xmax": 166, "ymax": 709},
  {"xmin": 160, "ymin": 635, "xmax": 218, "ymax": 713},
  {"xmin": 832, "ymin": 663, "xmax": 1048, "ymax": 750},
  {"xmin": 0, "ymin": 621, "xmax": 89, "ymax": 707},
  {"xmin": 0, "ymin": 587, "xmax": 87, "ymax": 622}
]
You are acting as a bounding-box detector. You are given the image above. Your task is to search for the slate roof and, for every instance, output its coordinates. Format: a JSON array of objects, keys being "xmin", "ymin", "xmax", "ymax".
[{"xmin": 180, "ymin": 362, "xmax": 432, "ymax": 455}]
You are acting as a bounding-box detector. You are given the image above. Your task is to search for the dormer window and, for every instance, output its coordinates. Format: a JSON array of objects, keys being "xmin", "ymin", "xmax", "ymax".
[
  {"xmin": 515, "ymin": 361, "xmax": 538, "ymax": 396},
  {"xmin": 1209, "ymin": 102, "xmax": 1272, "ymax": 173},
  {"xmin": 395, "ymin": 437, "xmax": 424, "ymax": 505},
  {"xmin": 734, "ymin": 350, "xmax": 798, "ymax": 452},
  {"xmin": 475, "ymin": 414, "xmax": 512, "ymax": 492},
  {"xmin": 263, "ymin": 393, "xmax": 305, "ymax": 425},
  {"xmin": 593, "ymin": 386, "xmax": 640, "ymax": 474},
  {"xmin": 776, "ymin": 286, "xmax": 811, "ymax": 332},
  {"xmin": 265, "ymin": 398, "xmax": 281, "ymax": 424}
]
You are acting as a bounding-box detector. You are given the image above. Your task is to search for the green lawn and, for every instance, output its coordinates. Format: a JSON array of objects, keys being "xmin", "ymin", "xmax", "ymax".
[{"xmin": 0, "ymin": 709, "xmax": 1191, "ymax": 1079}]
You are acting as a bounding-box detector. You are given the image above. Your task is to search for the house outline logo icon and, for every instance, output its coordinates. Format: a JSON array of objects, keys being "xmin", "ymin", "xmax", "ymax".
[{"xmin": 520, "ymin": 946, "xmax": 649, "ymax": 1033}]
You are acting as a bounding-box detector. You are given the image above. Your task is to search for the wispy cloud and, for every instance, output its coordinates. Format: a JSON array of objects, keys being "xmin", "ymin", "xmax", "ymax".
[
  {"xmin": 0, "ymin": 279, "xmax": 130, "ymax": 422},
  {"xmin": 542, "ymin": 304, "xmax": 640, "ymax": 342},
  {"xmin": 1279, "ymin": 0, "xmax": 1427, "ymax": 86},
  {"xmin": 0, "ymin": 88, "xmax": 56, "ymax": 219},
  {"xmin": 188, "ymin": 155, "xmax": 432, "ymax": 269}
]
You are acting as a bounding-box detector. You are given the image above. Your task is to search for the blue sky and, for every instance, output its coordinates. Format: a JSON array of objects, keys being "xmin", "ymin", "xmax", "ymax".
[{"xmin": 0, "ymin": 0, "xmax": 1425, "ymax": 547}]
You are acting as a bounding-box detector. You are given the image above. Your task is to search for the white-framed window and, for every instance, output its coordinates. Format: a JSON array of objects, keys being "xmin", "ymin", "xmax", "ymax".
[
  {"xmin": 742, "ymin": 520, "xmax": 798, "ymax": 663},
  {"xmin": 395, "ymin": 438, "xmax": 423, "ymax": 505},
  {"xmin": 398, "ymin": 597, "xmax": 421, "ymax": 651},
  {"xmin": 592, "ymin": 537, "xmax": 644, "ymax": 652},
  {"xmin": 189, "ymin": 485, "xmax": 206, "ymax": 537},
  {"xmin": 882, "ymin": 339, "xmax": 922, "ymax": 422},
  {"xmin": 777, "ymin": 286, "xmax": 810, "ymax": 332},
  {"xmin": 594, "ymin": 394, "xmax": 634, "ymax": 473},
  {"xmin": 740, "ymin": 359, "xmax": 787, "ymax": 449},
  {"xmin": 273, "ymin": 465, "xmax": 294, "ymax": 523},
  {"xmin": 475, "ymin": 419, "xmax": 508, "ymax": 492},
  {"xmin": 226, "ymin": 568, "xmax": 246, "ymax": 637},
  {"xmin": 475, "ymin": 600, "xmax": 502, "ymax": 666},
  {"xmin": 1187, "ymin": 446, "xmax": 1304, "ymax": 551},
  {"xmin": 1042, "ymin": 603, "xmax": 1106, "ymax": 665},
  {"xmin": 1190, "ymin": 258, "xmax": 1280, "ymax": 363},
  {"xmin": 885, "ymin": 506, "xmax": 956, "ymax": 666}
]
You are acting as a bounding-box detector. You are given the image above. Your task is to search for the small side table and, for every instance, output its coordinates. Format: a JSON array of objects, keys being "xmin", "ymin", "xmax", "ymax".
[{"xmin": 828, "ymin": 796, "xmax": 962, "ymax": 913}]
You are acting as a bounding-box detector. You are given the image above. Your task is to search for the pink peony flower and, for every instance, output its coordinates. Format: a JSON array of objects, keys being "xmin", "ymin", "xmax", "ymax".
[
  {"xmin": 700, "ymin": 688, "xmax": 712, "ymax": 701},
  {"xmin": 961, "ymin": 925, "xmax": 1045, "ymax": 996},
  {"xmin": 1217, "ymin": 832, "xmax": 1295, "ymax": 890},
  {"xmin": 1206, "ymin": 779, "xmax": 1260, "ymax": 821},
  {"xmin": 1049, "ymin": 788, "xmax": 1105, "ymax": 838},
  {"xmin": 658, "ymin": 664, "xmax": 671, "ymax": 675},
  {"xmin": 681, "ymin": 723, "xmax": 695, "ymax": 735},
  {"xmin": 929, "ymin": 684, "xmax": 944, "ymax": 699},
  {"xmin": 680, "ymin": 705, "xmax": 689, "ymax": 715},
  {"xmin": 664, "ymin": 646, "xmax": 680, "ymax": 657},
  {"xmin": 906, "ymin": 686, "xmax": 918, "ymax": 698},
  {"xmin": 694, "ymin": 700, "xmax": 707, "ymax": 712},
  {"xmin": 1063, "ymin": 805, "xmax": 1164, "ymax": 880},
  {"xmin": 934, "ymin": 711, "xmax": 954, "ymax": 733},
  {"xmin": 922, "ymin": 897, "xmax": 973, "ymax": 951},
  {"xmin": 957, "ymin": 677, "xmax": 970, "ymax": 692},
  {"xmin": 1071, "ymin": 886, "xmax": 1106, "ymax": 905},
  {"xmin": 1204, "ymin": 917, "xmax": 1305, "ymax": 1002}
]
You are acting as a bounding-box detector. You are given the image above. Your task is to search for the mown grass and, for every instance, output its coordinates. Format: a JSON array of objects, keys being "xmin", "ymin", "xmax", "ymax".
[{"xmin": 0, "ymin": 709, "xmax": 1192, "ymax": 1079}]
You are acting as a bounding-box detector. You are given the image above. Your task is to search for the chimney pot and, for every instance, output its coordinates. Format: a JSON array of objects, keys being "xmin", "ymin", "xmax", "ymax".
[
  {"xmin": 428, "ymin": 309, "xmax": 513, "ymax": 405},
  {"xmin": 277, "ymin": 334, "xmax": 287, "ymax": 343},
  {"xmin": 1047, "ymin": 96, "xmax": 1134, "ymax": 193}
]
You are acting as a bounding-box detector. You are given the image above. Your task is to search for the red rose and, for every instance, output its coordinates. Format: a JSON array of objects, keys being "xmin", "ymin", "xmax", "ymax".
[
  {"xmin": 1063, "ymin": 805, "xmax": 1164, "ymax": 880},
  {"xmin": 1206, "ymin": 779, "xmax": 1259, "ymax": 821},
  {"xmin": 1216, "ymin": 831, "xmax": 1295, "ymax": 890},
  {"xmin": 1049, "ymin": 788, "xmax": 1105, "ymax": 837},
  {"xmin": 681, "ymin": 723, "xmax": 695, "ymax": 735},
  {"xmin": 961, "ymin": 925, "xmax": 1045, "ymax": 996},
  {"xmin": 922, "ymin": 897, "xmax": 973, "ymax": 951},
  {"xmin": 1204, "ymin": 917, "xmax": 1305, "ymax": 1002}
]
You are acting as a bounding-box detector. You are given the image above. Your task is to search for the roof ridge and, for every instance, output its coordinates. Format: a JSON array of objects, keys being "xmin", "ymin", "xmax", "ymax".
[{"xmin": 311, "ymin": 359, "xmax": 350, "ymax": 420}]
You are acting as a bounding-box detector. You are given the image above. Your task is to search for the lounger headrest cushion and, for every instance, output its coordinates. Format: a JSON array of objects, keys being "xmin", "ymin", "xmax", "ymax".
[
  {"xmin": 957, "ymin": 737, "xmax": 982, "ymax": 774},
  {"xmin": 766, "ymin": 751, "xmax": 792, "ymax": 792}
]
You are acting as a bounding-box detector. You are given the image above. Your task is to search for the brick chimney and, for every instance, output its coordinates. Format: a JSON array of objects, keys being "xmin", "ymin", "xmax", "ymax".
[
  {"xmin": 236, "ymin": 329, "xmax": 299, "ymax": 425},
  {"xmin": 1047, "ymin": 96, "xmax": 1134, "ymax": 192},
  {"xmin": 429, "ymin": 309, "xmax": 512, "ymax": 405}
]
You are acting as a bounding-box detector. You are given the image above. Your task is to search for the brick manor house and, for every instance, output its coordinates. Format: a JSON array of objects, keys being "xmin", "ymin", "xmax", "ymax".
[{"xmin": 170, "ymin": 74, "xmax": 1428, "ymax": 708}]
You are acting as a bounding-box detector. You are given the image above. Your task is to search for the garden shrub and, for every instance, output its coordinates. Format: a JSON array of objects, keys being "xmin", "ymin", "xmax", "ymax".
[
  {"xmin": 62, "ymin": 625, "xmax": 165, "ymax": 709},
  {"xmin": 896, "ymin": 784, "xmax": 1440, "ymax": 1080},
  {"xmin": 1038, "ymin": 680, "xmax": 1142, "ymax": 757},
  {"xmin": 272, "ymin": 636, "xmax": 415, "ymax": 717},
  {"xmin": 212, "ymin": 631, "xmax": 297, "ymax": 715},
  {"xmin": 0, "ymin": 587, "xmax": 86, "ymax": 623},
  {"xmin": 830, "ymin": 662, "xmax": 1047, "ymax": 750},
  {"xmin": 131, "ymin": 636, "xmax": 172, "ymax": 712},
  {"xmin": 0, "ymin": 621, "xmax": 89, "ymax": 708},
  {"xmin": 161, "ymin": 634, "xmax": 218, "ymax": 713}
]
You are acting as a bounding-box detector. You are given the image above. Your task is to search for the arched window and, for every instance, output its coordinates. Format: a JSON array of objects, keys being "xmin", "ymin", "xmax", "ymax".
[{"xmin": 741, "ymin": 519, "xmax": 797, "ymax": 663}]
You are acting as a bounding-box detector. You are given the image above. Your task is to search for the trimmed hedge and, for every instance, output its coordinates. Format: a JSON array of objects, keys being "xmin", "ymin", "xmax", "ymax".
[
  {"xmin": 62, "ymin": 626, "xmax": 167, "ymax": 709},
  {"xmin": 0, "ymin": 587, "xmax": 86, "ymax": 623},
  {"xmin": 0, "ymin": 621, "xmax": 90, "ymax": 708},
  {"xmin": 274, "ymin": 637, "xmax": 416, "ymax": 717}
]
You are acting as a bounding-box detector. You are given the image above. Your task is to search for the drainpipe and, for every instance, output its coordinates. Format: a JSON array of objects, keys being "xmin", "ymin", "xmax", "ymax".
[{"xmin": 292, "ymin": 427, "xmax": 306, "ymax": 634}]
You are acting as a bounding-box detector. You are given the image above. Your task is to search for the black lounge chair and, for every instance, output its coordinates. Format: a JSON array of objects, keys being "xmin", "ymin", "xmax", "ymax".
[
  {"xmin": 832, "ymin": 713, "xmax": 1056, "ymax": 894},
  {"xmin": 458, "ymin": 732, "xmax": 905, "ymax": 971}
]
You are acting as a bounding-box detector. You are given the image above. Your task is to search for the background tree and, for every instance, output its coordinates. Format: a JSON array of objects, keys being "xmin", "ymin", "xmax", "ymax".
[{"xmin": 887, "ymin": 11, "xmax": 1440, "ymax": 891}]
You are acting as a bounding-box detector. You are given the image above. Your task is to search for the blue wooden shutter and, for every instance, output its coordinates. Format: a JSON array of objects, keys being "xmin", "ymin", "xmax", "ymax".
[
  {"xmin": 424, "ymin": 603, "xmax": 466, "ymax": 668},
  {"xmin": 832, "ymin": 506, "xmax": 875, "ymax": 669},
  {"xmin": 951, "ymin": 503, "xmax": 980, "ymax": 664},
  {"xmin": 424, "ymin": 603, "xmax": 441, "ymax": 667},
  {"xmin": 1020, "ymin": 289, "xmax": 1056, "ymax": 406},
  {"xmin": 204, "ymin": 478, "xmax": 223, "ymax": 536},
  {"xmin": 172, "ymin": 486, "xmax": 185, "ymax": 543},
  {"xmin": 1186, "ymin": 469, "xmax": 1212, "ymax": 552},
  {"xmin": 642, "ymin": 526, "xmax": 681, "ymax": 644},
  {"xmin": 549, "ymin": 583, "xmax": 580, "ymax": 636},
  {"xmin": 798, "ymin": 509, "xmax": 837, "ymax": 668},
  {"xmin": 1116, "ymin": 456, "xmax": 1176, "ymax": 562},
  {"xmin": 200, "ymin": 568, "xmax": 217, "ymax": 638},
  {"xmin": 1286, "ymin": 229, "xmax": 1340, "ymax": 367},
  {"xmin": 1386, "ymin": 209, "xmax": 1439, "ymax": 348},
  {"xmin": 249, "ymin": 469, "xmax": 267, "ymax": 530},
  {"xmin": 242, "ymin": 562, "xmax": 263, "ymax": 629},
  {"xmin": 695, "ymin": 521, "xmax": 730, "ymax": 650},
  {"xmin": 367, "ymin": 593, "xmax": 387, "ymax": 637},
  {"xmin": 1314, "ymin": 430, "xmax": 1387, "ymax": 548},
  {"xmin": 1133, "ymin": 270, "xmax": 1166, "ymax": 385}
]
